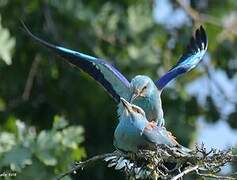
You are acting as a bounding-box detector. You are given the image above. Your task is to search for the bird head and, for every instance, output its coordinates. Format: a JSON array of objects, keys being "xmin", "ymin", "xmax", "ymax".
[
  {"xmin": 120, "ymin": 97, "xmax": 146, "ymax": 119},
  {"xmin": 130, "ymin": 75, "xmax": 158, "ymax": 102}
]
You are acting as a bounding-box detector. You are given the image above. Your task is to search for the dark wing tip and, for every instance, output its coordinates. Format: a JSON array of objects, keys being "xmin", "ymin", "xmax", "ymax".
[
  {"xmin": 196, "ymin": 25, "xmax": 208, "ymax": 49},
  {"xmin": 199, "ymin": 25, "xmax": 208, "ymax": 48},
  {"xmin": 20, "ymin": 20, "xmax": 35, "ymax": 38},
  {"xmin": 186, "ymin": 25, "xmax": 208, "ymax": 55},
  {"xmin": 169, "ymin": 25, "xmax": 208, "ymax": 69},
  {"xmin": 20, "ymin": 20, "xmax": 58, "ymax": 51},
  {"xmin": 155, "ymin": 26, "xmax": 208, "ymax": 90}
]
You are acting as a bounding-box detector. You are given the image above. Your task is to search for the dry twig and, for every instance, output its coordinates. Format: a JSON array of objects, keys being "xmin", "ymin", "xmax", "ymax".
[
  {"xmin": 22, "ymin": 55, "xmax": 41, "ymax": 101},
  {"xmin": 56, "ymin": 152, "xmax": 120, "ymax": 180},
  {"xmin": 56, "ymin": 144, "xmax": 237, "ymax": 179},
  {"xmin": 176, "ymin": 0, "xmax": 237, "ymax": 35}
]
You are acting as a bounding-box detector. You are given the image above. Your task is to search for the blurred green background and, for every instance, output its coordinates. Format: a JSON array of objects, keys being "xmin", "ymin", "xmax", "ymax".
[{"xmin": 0, "ymin": 0, "xmax": 237, "ymax": 179}]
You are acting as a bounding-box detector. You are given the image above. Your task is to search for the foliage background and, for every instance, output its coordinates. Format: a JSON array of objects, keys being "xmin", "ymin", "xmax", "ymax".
[{"xmin": 0, "ymin": 0, "xmax": 237, "ymax": 179}]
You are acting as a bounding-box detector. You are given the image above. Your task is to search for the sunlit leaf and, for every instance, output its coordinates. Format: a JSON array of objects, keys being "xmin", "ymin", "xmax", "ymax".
[
  {"xmin": 0, "ymin": 15, "xmax": 15, "ymax": 65},
  {"xmin": 0, "ymin": 132, "xmax": 16, "ymax": 154},
  {"xmin": 127, "ymin": 3, "xmax": 153, "ymax": 34},
  {"xmin": 1, "ymin": 145, "xmax": 32, "ymax": 171},
  {"xmin": 62, "ymin": 126, "xmax": 84, "ymax": 149},
  {"xmin": 53, "ymin": 115, "xmax": 68, "ymax": 130}
]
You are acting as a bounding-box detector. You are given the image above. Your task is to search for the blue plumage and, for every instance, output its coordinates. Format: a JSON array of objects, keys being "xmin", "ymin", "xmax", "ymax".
[
  {"xmin": 156, "ymin": 26, "xmax": 208, "ymax": 90},
  {"xmin": 114, "ymin": 98, "xmax": 191, "ymax": 153},
  {"xmin": 22, "ymin": 22, "xmax": 130, "ymax": 102},
  {"xmin": 22, "ymin": 22, "xmax": 207, "ymax": 126}
]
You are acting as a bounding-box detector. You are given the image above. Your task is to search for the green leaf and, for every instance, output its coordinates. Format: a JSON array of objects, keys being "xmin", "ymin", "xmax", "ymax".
[
  {"xmin": 0, "ymin": 132, "xmax": 16, "ymax": 154},
  {"xmin": 71, "ymin": 147, "xmax": 87, "ymax": 160},
  {"xmin": 53, "ymin": 115, "xmax": 68, "ymax": 130},
  {"xmin": 127, "ymin": 3, "xmax": 153, "ymax": 34},
  {"xmin": 0, "ymin": 15, "xmax": 15, "ymax": 65},
  {"xmin": 35, "ymin": 131, "xmax": 60, "ymax": 166},
  {"xmin": 1, "ymin": 145, "xmax": 32, "ymax": 171},
  {"xmin": 15, "ymin": 157, "xmax": 54, "ymax": 180},
  {"xmin": 61, "ymin": 126, "xmax": 84, "ymax": 149}
]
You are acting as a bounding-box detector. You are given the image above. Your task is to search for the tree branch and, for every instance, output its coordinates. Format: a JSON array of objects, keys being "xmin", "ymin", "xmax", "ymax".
[
  {"xmin": 176, "ymin": 0, "xmax": 237, "ymax": 35},
  {"xmin": 22, "ymin": 55, "xmax": 41, "ymax": 101},
  {"xmin": 171, "ymin": 165, "xmax": 198, "ymax": 180},
  {"xmin": 56, "ymin": 144, "xmax": 237, "ymax": 179},
  {"xmin": 196, "ymin": 171, "xmax": 237, "ymax": 180},
  {"xmin": 56, "ymin": 152, "xmax": 119, "ymax": 180}
]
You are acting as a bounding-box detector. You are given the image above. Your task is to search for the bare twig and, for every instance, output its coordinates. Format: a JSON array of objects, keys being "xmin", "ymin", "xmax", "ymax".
[
  {"xmin": 176, "ymin": 0, "xmax": 237, "ymax": 35},
  {"xmin": 22, "ymin": 55, "xmax": 41, "ymax": 101},
  {"xmin": 171, "ymin": 165, "xmax": 198, "ymax": 180},
  {"xmin": 56, "ymin": 144, "xmax": 237, "ymax": 179},
  {"xmin": 56, "ymin": 152, "xmax": 118, "ymax": 180},
  {"xmin": 196, "ymin": 171, "xmax": 237, "ymax": 180}
]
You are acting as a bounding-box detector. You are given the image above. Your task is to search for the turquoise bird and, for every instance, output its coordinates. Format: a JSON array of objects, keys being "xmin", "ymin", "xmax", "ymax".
[
  {"xmin": 114, "ymin": 98, "xmax": 191, "ymax": 153},
  {"xmin": 22, "ymin": 23, "xmax": 207, "ymax": 126}
]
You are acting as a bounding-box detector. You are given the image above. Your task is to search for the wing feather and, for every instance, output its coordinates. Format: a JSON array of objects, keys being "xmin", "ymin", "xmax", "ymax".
[
  {"xmin": 22, "ymin": 22, "xmax": 131, "ymax": 102},
  {"xmin": 142, "ymin": 126, "xmax": 178, "ymax": 147},
  {"xmin": 156, "ymin": 26, "xmax": 208, "ymax": 90}
]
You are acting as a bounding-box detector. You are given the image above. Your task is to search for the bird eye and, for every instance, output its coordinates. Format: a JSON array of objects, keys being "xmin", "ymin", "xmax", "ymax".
[
  {"xmin": 141, "ymin": 85, "xmax": 147, "ymax": 92},
  {"xmin": 132, "ymin": 107, "xmax": 143, "ymax": 115},
  {"xmin": 132, "ymin": 107, "xmax": 138, "ymax": 113}
]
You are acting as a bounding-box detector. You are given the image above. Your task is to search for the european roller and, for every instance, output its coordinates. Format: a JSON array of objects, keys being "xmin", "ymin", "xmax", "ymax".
[
  {"xmin": 114, "ymin": 98, "xmax": 191, "ymax": 154},
  {"xmin": 22, "ymin": 22, "xmax": 207, "ymax": 126}
]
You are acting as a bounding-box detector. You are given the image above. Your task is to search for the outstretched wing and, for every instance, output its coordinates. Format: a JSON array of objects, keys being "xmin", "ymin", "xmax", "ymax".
[
  {"xmin": 156, "ymin": 26, "xmax": 208, "ymax": 90},
  {"xmin": 22, "ymin": 22, "xmax": 131, "ymax": 102}
]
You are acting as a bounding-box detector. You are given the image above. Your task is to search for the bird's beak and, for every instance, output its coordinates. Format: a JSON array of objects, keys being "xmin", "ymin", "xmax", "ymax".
[
  {"xmin": 130, "ymin": 92, "xmax": 140, "ymax": 102},
  {"xmin": 120, "ymin": 98, "xmax": 133, "ymax": 113}
]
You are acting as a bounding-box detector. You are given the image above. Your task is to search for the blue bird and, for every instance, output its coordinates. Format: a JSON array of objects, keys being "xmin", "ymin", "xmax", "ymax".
[
  {"xmin": 114, "ymin": 98, "xmax": 191, "ymax": 154},
  {"xmin": 22, "ymin": 22, "xmax": 207, "ymax": 126}
]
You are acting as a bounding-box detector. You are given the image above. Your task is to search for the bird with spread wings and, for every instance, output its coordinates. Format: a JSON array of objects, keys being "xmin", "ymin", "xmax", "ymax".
[{"xmin": 22, "ymin": 22, "xmax": 207, "ymax": 126}]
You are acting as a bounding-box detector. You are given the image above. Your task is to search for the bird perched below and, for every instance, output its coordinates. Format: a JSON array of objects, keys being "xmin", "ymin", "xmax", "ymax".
[
  {"xmin": 114, "ymin": 98, "xmax": 191, "ymax": 154},
  {"xmin": 22, "ymin": 22, "xmax": 207, "ymax": 126},
  {"xmin": 105, "ymin": 97, "xmax": 191, "ymax": 178}
]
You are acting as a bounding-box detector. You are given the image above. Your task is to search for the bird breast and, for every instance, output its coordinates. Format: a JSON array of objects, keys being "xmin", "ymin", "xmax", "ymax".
[
  {"xmin": 114, "ymin": 120, "xmax": 146, "ymax": 152},
  {"xmin": 133, "ymin": 93, "xmax": 162, "ymax": 122}
]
